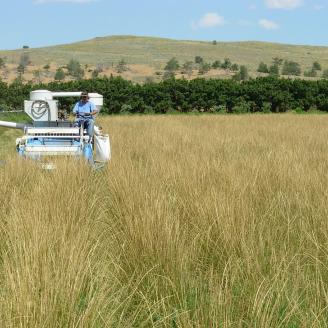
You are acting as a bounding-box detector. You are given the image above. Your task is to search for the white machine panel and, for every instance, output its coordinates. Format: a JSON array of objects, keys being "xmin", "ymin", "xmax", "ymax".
[{"xmin": 24, "ymin": 100, "xmax": 59, "ymax": 122}]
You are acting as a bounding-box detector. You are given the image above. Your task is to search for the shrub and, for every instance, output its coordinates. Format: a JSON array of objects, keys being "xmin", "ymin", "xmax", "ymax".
[
  {"xmin": 66, "ymin": 59, "xmax": 84, "ymax": 79},
  {"xmin": 120, "ymin": 104, "xmax": 133, "ymax": 114},
  {"xmin": 181, "ymin": 61, "xmax": 193, "ymax": 76},
  {"xmin": 231, "ymin": 64, "xmax": 239, "ymax": 71},
  {"xmin": 304, "ymin": 69, "xmax": 317, "ymax": 78},
  {"xmin": 233, "ymin": 66, "xmax": 249, "ymax": 81},
  {"xmin": 195, "ymin": 56, "xmax": 204, "ymax": 65},
  {"xmin": 322, "ymin": 70, "xmax": 328, "ymax": 79},
  {"xmin": 210, "ymin": 105, "xmax": 226, "ymax": 113},
  {"xmin": 212, "ymin": 61, "xmax": 221, "ymax": 69},
  {"xmin": 282, "ymin": 61, "xmax": 301, "ymax": 76},
  {"xmin": 313, "ymin": 61, "xmax": 322, "ymax": 71},
  {"xmin": 54, "ymin": 68, "xmax": 65, "ymax": 81},
  {"xmin": 269, "ymin": 64, "xmax": 280, "ymax": 76},
  {"xmin": 221, "ymin": 58, "xmax": 232, "ymax": 70},
  {"xmin": 198, "ymin": 63, "xmax": 211, "ymax": 75},
  {"xmin": 116, "ymin": 59, "xmax": 128, "ymax": 73},
  {"xmin": 262, "ymin": 102, "xmax": 272, "ymax": 113},
  {"xmin": 165, "ymin": 58, "xmax": 179, "ymax": 72},
  {"xmin": 258, "ymin": 62, "xmax": 269, "ymax": 73},
  {"xmin": 232, "ymin": 101, "xmax": 251, "ymax": 113}
]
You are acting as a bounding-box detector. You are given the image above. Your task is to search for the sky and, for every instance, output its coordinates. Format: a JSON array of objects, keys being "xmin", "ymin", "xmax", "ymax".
[{"xmin": 0, "ymin": 0, "xmax": 326, "ymax": 50}]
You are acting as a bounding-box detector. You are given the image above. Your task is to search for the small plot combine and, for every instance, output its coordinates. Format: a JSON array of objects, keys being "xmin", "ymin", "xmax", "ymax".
[{"xmin": 0, "ymin": 90, "xmax": 110, "ymax": 168}]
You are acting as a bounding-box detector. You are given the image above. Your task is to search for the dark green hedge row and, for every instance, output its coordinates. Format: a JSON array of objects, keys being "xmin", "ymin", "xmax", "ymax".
[{"xmin": 1, "ymin": 76, "xmax": 328, "ymax": 114}]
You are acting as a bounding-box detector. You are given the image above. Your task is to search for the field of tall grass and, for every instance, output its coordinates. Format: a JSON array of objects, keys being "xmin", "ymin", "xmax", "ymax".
[{"xmin": 1, "ymin": 114, "xmax": 328, "ymax": 327}]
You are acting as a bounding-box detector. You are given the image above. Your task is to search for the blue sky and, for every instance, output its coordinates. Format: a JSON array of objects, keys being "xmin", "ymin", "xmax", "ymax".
[{"xmin": 0, "ymin": 0, "xmax": 326, "ymax": 50}]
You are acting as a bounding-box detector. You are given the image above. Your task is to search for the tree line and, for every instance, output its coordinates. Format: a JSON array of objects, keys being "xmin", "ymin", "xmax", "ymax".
[
  {"xmin": 1, "ymin": 76, "xmax": 328, "ymax": 114},
  {"xmin": 163, "ymin": 56, "xmax": 242, "ymax": 79},
  {"xmin": 257, "ymin": 57, "xmax": 328, "ymax": 78}
]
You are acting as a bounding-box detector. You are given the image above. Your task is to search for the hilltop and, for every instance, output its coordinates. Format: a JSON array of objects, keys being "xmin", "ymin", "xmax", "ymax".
[{"xmin": 1, "ymin": 35, "xmax": 328, "ymax": 83}]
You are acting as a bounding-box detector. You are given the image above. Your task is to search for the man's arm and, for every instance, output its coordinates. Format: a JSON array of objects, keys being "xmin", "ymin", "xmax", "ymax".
[
  {"xmin": 73, "ymin": 103, "xmax": 79, "ymax": 117},
  {"xmin": 90, "ymin": 102, "xmax": 98, "ymax": 116}
]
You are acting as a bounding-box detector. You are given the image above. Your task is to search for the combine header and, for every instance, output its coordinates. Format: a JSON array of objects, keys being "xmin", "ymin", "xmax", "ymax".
[{"xmin": 0, "ymin": 90, "xmax": 110, "ymax": 166}]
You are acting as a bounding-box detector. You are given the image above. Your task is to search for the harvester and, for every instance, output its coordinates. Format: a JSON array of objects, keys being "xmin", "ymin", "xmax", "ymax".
[{"xmin": 0, "ymin": 90, "xmax": 111, "ymax": 167}]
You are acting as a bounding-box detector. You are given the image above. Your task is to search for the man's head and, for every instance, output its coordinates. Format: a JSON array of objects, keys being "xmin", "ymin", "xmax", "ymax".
[{"xmin": 80, "ymin": 91, "xmax": 89, "ymax": 103}]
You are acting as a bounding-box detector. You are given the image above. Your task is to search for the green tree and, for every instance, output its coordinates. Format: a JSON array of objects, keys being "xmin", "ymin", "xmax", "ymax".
[
  {"xmin": 182, "ymin": 61, "xmax": 193, "ymax": 77},
  {"xmin": 116, "ymin": 59, "xmax": 128, "ymax": 73},
  {"xmin": 269, "ymin": 64, "xmax": 280, "ymax": 76},
  {"xmin": 272, "ymin": 57, "xmax": 284, "ymax": 66},
  {"xmin": 239, "ymin": 65, "xmax": 249, "ymax": 80},
  {"xmin": 22, "ymin": 45, "xmax": 29, "ymax": 49},
  {"xmin": 212, "ymin": 60, "xmax": 221, "ymax": 69},
  {"xmin": 198, "ymin": 62, "xmax": 211, "ymax": 75},
  {"xmin": 221, "ymin": 58, "xmax": 232, "ymax": 69},
  {"xmin": 165, "ymin": 57, "xmax": 180, "ymax": 72},
  {"xmin": 231, "ymin": 63, "xmax": 239, "ymax": 71},
  {"xmin": 233, "ymin": 65, "xmax": 249, "ymax": 81},
  {"xmin": 67, "ymin": 59, "xmax": 84, "ymax": 79},
  {"xmin": 54, "ymin": 68, "xmax": 65, "ymax": 81},
  {"xmin": 304, "ymin": 69, "xmax": 317, "ymax": 78},
  {"xmin": 212, "ymin": 40, "xmax": 217, "ymax": 45},
  {"xmin": 282, "ymin": 60, "xmax": 301, "ymax": 76},
  {"xmin": 322, "ymin": 69, "xmax": 328, "ymax": 79},
  {"xmin": 43, "ymin": 64, "xmax": 50, "ymax": 70},
  {"xmin": 195, "ymin": 56, "xmax": 204, "ymax": 65},
  {"xmin": 0, "ymin": 58, "xmax": 5, "ymax": 69},
  {"xmin": 313, "ymin": 61, "xmax": 322, "ymax": 71},
  {"xmin": 257, "ymin": 62, "xmax": 269, "ymax": 73}
]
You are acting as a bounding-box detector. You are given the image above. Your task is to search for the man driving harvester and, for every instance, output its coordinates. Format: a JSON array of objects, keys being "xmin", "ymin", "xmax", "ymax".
[{"xmin": 73, "ymin": 91, "xmax": 98, "ymax": 140}]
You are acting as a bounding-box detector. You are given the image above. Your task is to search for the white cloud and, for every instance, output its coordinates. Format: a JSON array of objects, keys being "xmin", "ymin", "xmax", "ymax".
[
  {"xmin": 192, "ymin": 13, "xmax": 226, "ymax": 29},
  {"xmin": 259, "ymin": 19, "xmax": 280, "ymax": 30},
  {"xmin": 33, "ymin": 0, "xmax": 96, "ymax": 4},
  {"xmin": 266, "ymin": 0, "xmax": 303, "ymax": 9}
]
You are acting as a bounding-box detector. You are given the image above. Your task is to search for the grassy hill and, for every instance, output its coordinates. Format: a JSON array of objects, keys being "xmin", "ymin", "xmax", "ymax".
[{"xmin": 1, "ymin": 35, "xmax": 328, "ymax": 82}]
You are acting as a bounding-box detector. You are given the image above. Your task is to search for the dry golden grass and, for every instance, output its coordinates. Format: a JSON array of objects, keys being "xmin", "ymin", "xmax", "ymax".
[
  {"xmin": 1, "ymin": 114, "xmax": 328, "ymax": 327},
  {"xmin": 0, "ymin": 63, "xmax": 159, "ymax": 84},
  {"xmin": 0, "ymin": 62, "xmax": 232, "ymax": 84}
]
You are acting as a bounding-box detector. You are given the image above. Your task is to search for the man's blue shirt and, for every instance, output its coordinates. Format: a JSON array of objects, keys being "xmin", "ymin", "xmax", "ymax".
[{"xmin": 73, "ymin": 101, "xmax": 96, "ymax": 119}]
